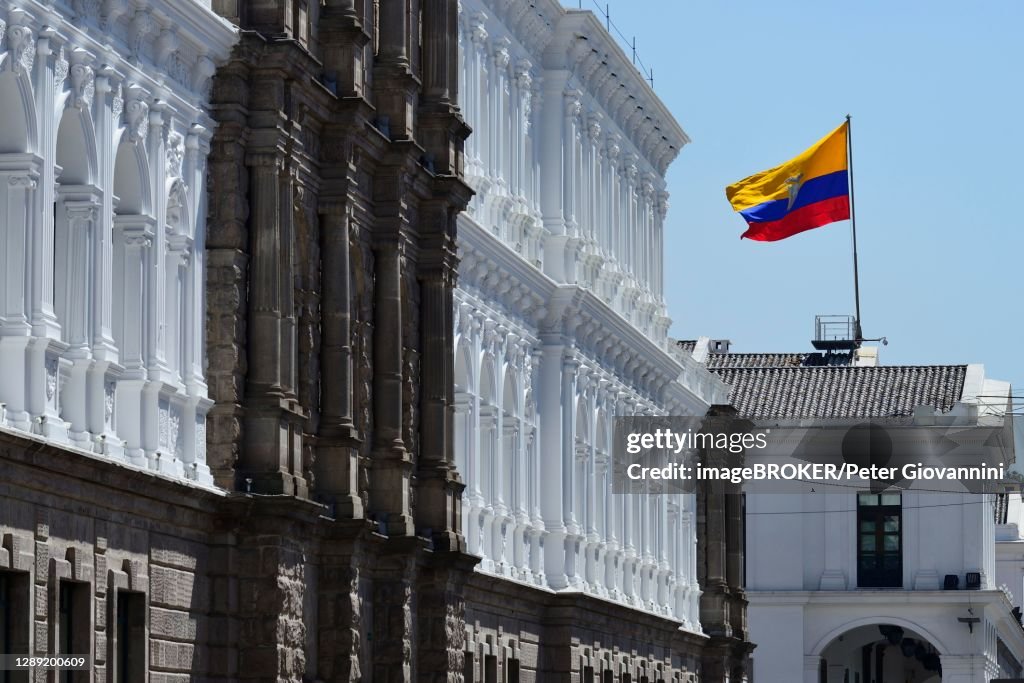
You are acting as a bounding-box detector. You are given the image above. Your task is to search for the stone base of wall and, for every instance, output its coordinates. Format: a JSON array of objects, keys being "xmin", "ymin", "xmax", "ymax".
[
  {"xmin": 0, "ymin": 428, "xmax": 478, "ymax": 683},
  {"xmin": 465, "ymin": 573, "xmax": 749, "ymax": 683},
  {"xmin": 0, "ymin": 428, "xmax": 750, "ymax": 682}
]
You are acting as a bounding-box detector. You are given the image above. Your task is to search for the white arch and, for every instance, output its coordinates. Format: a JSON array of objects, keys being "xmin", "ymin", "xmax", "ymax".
[
  {"xmin": 55, "ymin": 107, "xmax": 98, "ymax": 185},
  {"xmin": 455, "ymin": 340, "xmax": 474, "ymax": 393},
  {"xmin": 576, "ymin": 395, "xmax": 591, "ymax": 441},
  {"xmin": 595, "ymin": 409, "xmax": 608, "ymax": 452},
  {"xmin": 810, "ymin": 617, "xmax": 951, "ymax": 657},
  {"xmin": 166, "ymin": 179, "xmax": 192, "ymax": 237},
  {"xmin": 113, "ymin": 140, "xmax": 152, "ymax": 216},
  {"xmin": 502, "ymin": 366, "xmax": 519, "ymax": 418},
  {"xmin": 479, "ymin": 356, "xmax": 497, "ymax": 406},
  {"xmin": 0, "ymin": 69, "xmax": 38, "ymax": 153}
]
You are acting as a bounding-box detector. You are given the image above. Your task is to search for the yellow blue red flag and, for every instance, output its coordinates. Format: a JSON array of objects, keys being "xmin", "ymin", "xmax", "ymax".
[{"xmin": 726, "ymin": 122, "xmax": 850, "ymax": 241}]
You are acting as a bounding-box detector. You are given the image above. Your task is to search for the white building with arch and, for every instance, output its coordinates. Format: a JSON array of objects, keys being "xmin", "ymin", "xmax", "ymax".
[
  {"xmin": 0, "ymin": 0, "xmax": 235, "ymax": 483},
  {"xmin": 453, "ymin": 1, "xmax": 738, "ymax": 678},
  {"xmin": 687, "ymin": 341, "xmax": 1024, "ymax": 683}
]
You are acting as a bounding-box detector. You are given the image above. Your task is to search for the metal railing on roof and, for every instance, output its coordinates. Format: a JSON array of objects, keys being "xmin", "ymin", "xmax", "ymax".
[{"xmin": 576, "ymin": 0, "xmax": 656, "ymax": 89}]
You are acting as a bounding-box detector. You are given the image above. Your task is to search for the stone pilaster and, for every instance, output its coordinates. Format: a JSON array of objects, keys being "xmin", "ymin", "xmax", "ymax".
[
  {"xmin": 240, "ymin": 153, "xmax": 308, "ymax": 497},
  {"xmin": 316, "ymin": 205, "xmax": 363, "ymax": 516},
  {"xmin": 370, "ymin": 238, "xmax": 414, "ymax": 535},
  {"xmin": 372, "ymin": 0, "xmax": 418, "ymax": 138},
  {"xmin": 414, "ymin": 197, "xmax": 464, "ymax": 551}
]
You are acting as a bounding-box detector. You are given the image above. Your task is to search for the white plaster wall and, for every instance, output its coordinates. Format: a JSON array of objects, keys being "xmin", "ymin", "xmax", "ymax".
[
  {"xmin": 452, "ymin": 0, "xmax": 724, "ymax": 632},
  {"xmin": 0, "ymin": 0, "xmax": 235, "ymax": 484}
]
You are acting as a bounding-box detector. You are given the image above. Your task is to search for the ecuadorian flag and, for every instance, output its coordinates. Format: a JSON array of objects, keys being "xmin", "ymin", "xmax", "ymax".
[{"xmin": 726, "ymin": 122, "xmax": 850, "ymax": 242}]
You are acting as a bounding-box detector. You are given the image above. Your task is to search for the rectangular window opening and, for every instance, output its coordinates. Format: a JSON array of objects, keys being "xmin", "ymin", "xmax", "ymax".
[
  {"xmin": 1, "ymin": 571, "xmax": 30, "ymax": 683},
  {"xmin": 58, "ymin": 579, "xmax": 90, "ymax": 683},
  {"xmin": 857, "ymin": 492, "xmax": 902, "ymax": 588},
  {"xmin": 114, "ymin": 591, "xmax": 146, "ymax": 683}
]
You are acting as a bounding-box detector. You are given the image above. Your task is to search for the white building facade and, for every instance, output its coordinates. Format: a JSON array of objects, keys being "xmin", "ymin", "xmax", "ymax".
[
  {"xmin": 690, "ymin": 341, "xmax": 1024, "ymax": 683},
  {"xmin": 0, "ymin": 0, "xmax": 235, "ymax": 483},
  {"xmin": 453, "ymin": 2, "xmax": 740, "ymax": 680}
]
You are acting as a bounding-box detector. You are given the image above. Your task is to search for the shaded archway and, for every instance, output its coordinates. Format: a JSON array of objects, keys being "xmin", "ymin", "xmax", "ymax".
[
  {"xmin": 54, "ymin": 107, "xmax": 99, "ymax": 352},
  {"xmin": 0, "ymin": 70, "xmax": 36, "ymax": 153},
  {"xmin": 817, "ymin": 622, "xmax": 944, "ymax": 683}
]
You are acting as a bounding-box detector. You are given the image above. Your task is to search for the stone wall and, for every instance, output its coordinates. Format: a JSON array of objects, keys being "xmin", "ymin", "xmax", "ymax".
[{"xmin": 465, "ymin": 573, "xmax": 706, "ymax": 682}]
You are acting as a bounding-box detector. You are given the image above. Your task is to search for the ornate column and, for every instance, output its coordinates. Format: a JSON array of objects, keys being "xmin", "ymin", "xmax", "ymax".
[
  {"xmin": 562, "ymin": 350, "xmax": 583, "ymax": 588},
  {"xmin": 183, "ymin": 126, "xmax": 210, "ymax": 392},
  {"xmin": 537, "ymin": 336, "xmax": 566, "ymax": 586},
  {"xmin": 370, "ymin": 237, "xmax": 414, "ymax": 535},
  {"xmin": 316, "ymin": 204, "xmax": 363, "ymax": 516},
  {"xmin": 373, "ymin": 0, "xmax": 416, "ymax": 138},
  {"xmin": 418, "ymin": 0, "xmax": 466, "ymax": 175},
  {"xmin": 112, "ymin": 217, "xmax": 154, "ymax": 379},
  {"xmin": 278, "ymin": 164, "xmax": 297, "ymax": 395},
  {"xmin": 0, "ymin": 17, "xmax": 39, "ymax": 428},
  {"xmin": 92, "ymin": 67, "xmax": 119, "ymax": 361},
  {"xmin": 414, "ymin": 245, "xmax": 464, "ymax": 550},
  {"xmin": 55, "ymin": 190, "xmax": 101, "ymax": 448},
  {"xmin": 241, "ymin": 152, "xmax": 307, "ymax": 496},
  {"xmin": 246, "ymin": 153, "xmax": 284, "ymax": 393},
  {"xmin": 113, "ymin": 216, "xmax": 156, "ymax": 465},
  {"xmin": 30, "ymin": 26, "xmax": 61, "ymax": 341},
  {"xmin": 319, "ymin": 0, "xmax": 372, "ymax": 99}
]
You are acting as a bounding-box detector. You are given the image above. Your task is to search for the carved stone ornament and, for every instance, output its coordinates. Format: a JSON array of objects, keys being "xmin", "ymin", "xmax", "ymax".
[
  {"xmin": 492, "ymin": 37, "xmax": 511, "ymax": 69},
  {"xmin": 128, "ymin": 10, "xmax": 154, "ymax": 61},
  {"xmin": 124, "ymin": 92, "xmax": 149, "ymax": 143},
  {"xmin": 7, "ymin": 23, "xmax": 35, "ymax": 75},
  {"xmin": 71, "ymin": 62, "xmax": 96, "ymax": 110},
  {"xmin": 8, "ymin": 173, "xmax": 38, "ymax": 189},
  {"xmin": 123, "ymin": 231, "xmax": 152, "ymax": 248},
  {"xmin": 101, "ymin": 0, "xmax": 130, "ymax": 30},
  {"xmin": 191, "ymin": 55, "xmax": 216, "ymax": 96},
  {"xmin": 154, "ymin": 28, "xmax": 178, "ymax": 68},
  {"xmin": 54, "ymin": 47, "xmax": 69, "ymax": 92},
  {"xmin": 73, "ymin": 0, "xmax": 101, "ymax": 23},
  {"xmin": 158, "ymin": 403, "xmax": 169, "ymax": 450},
  {"xmin": 112, "ymin": 84, "xmax": 123, "ymax": 121},
  {"xmin": 45, "ymin": 358, "xmax": 58, "ymax": 401},
  {"xmin": 469, "ymin": 12, "xmax": 488, "ymax": 46},
  {"xmin": 563, "ymin": 90, "xmax": 582, "ymax": 119},
  {"xmin": 167, "ymin": 409, "xmax": 180, "ymax": 456},
  {"xmin": 104, "ymin": 381, "xmax": 115, "ymax": 426},
  {"xmin": 166, "ymin": 131, "xmax": 184, "ymax": 179}
]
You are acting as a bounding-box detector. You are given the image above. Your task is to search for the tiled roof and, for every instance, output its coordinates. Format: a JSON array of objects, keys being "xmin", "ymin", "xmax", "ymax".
[
  {"xmin": 676, "ymin": 340, "xmax": 698, "ymax": 353},
  {"xmin": 704, "ymin": 351, "xmax": 854, "ymax": 369},
  {"xmin": 713, "ymin": 365, "xmax": 967, "ymax": 419}
]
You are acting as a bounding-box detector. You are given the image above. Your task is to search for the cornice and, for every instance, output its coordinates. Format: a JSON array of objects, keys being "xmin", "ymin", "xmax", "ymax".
[
  {"xmin": 19, "ymin": 0, "xmax": 237, "ymax": 115},
  {"xmin": 461, "ymin": 0, "xmax": 686, "ymax": 180},
  {"xmin": 554, "ymin": 11, "xmax": 689, "ymax": 177},
  {"xmin": 456, "ymin": 216, "xmax": 725, "ymax": 409}
]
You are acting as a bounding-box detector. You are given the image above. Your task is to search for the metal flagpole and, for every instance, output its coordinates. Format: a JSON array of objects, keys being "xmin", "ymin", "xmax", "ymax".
[{"xmin": 846, "ymin": 114, "xmax": 863, "ymax": 340}]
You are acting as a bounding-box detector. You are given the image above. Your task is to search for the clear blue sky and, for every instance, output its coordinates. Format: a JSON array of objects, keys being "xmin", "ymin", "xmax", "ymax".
[{"xmin": 608, "ymin": 1, "xmax": 1022, "ymax": 393}]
